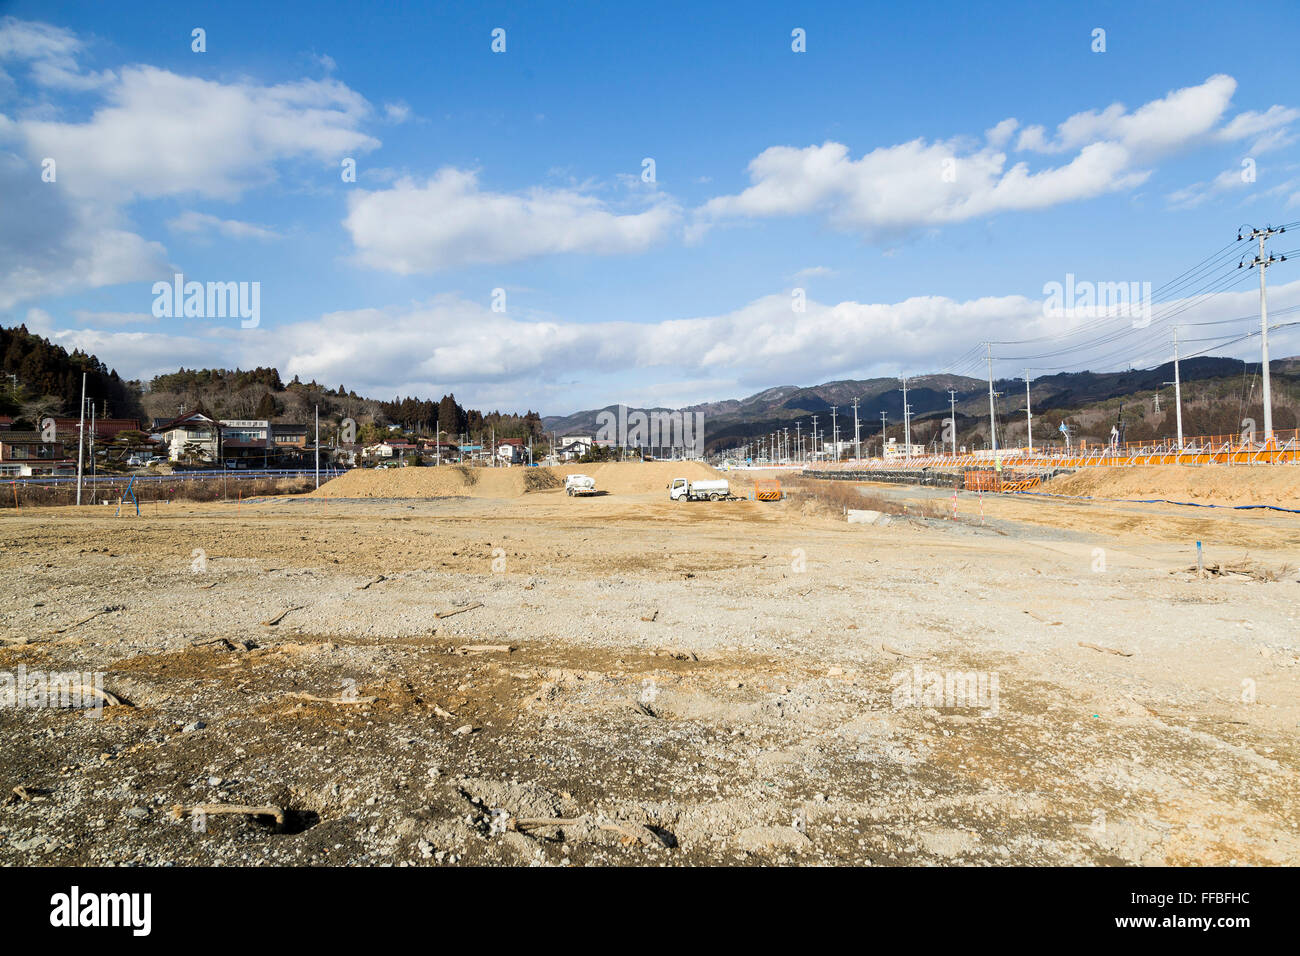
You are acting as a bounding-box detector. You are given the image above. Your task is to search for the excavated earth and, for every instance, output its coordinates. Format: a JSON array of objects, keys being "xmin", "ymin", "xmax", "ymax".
[{"xmin": 0, "ymin": 469, "xmax": 1297, "ymax": 866}]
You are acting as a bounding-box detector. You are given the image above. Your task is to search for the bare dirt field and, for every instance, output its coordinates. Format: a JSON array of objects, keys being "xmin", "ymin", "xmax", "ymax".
[
  {"xmin": 1, "ymin": 463, "xmax": 1297, "ymax": 866},
  {"xmin": 1043, "ymin": 465, "xmax": 1300, "ymax": 509}
]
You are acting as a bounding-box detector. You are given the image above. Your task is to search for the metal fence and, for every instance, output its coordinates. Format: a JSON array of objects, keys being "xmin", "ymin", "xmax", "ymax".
[
  {"xmin": 3, "ymin": 468, "xmax": 341, "ymax": 487},
  {"xmin": 813, "ymin": 429, "xmax": 1300, "ymax": 473}
]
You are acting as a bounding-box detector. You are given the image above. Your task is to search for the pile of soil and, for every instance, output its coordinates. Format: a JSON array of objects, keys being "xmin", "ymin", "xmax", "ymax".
[
  {"xmin": 551, "ymin": 461, "xmax": 734, "ymax": 495},
  {"xmin": 310, "ymin": 461, "xmax": 736, "ymax": 499},
  {"xmin": 310, "ymin": 466, "xmax": 537, "ymax": 499},
  {"xmin": 1043, "ymin": 465, "xmax": 1300, "ymax": 509}
]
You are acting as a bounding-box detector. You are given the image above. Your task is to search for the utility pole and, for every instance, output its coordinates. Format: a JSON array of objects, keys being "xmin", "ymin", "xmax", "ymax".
[
  {"xmin": 851, "ymin": 398, "xmax": 861, "ymax": 462},
  {"xmin": 947, "ymin": 389, "xmax": 958, "ymax": 456},
  {"xmin": 810, "ymin": 415, "xmax": 819, "ymax": 460},
  {"xmin": 879, "ymin": 411, "xmax": 888, "ymax": 459},
  {"xmin": 314, "ymin": 405, "xmax": 320, "ymax": 489},
  {"xmin": 898, "ymin": 377, "xmax": 913, "ymax": 461},
  {"xmin": 75, "ymin": 372, "xmax": 86, "ymax": 506},
  {"xmin": 985, "ymin": 343, "xmax": 998, "ymax": 458},
  {"xmin": 795, "ymin": 421, "xmax": 802, "ymax": 463},
  {"xmin": 830, "ymin": 406, "xmax": 838, "ymax": 462},
  {"xmin": 1024, "ymin": 369, "xmax": 1033, "ymax": 455},
  {"xmin": 89, "ymin": 400, "xmax": 96, "ymax": 502},
  {"xmin": 1242, "ymin": 225, "xmax": 1288, "ymax": 444},
  {"xmin": 1167, "ymin": 326, "xmax": 1184, "ymax": 451}
]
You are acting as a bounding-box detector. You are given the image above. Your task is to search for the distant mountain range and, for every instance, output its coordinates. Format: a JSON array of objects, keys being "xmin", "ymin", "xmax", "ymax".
[{"xmin": 543, "ymin": 357, "xmax": 1300, "ymax": 453}]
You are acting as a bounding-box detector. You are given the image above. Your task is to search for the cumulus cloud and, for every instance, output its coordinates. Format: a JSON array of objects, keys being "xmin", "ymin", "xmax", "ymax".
[
  {"xmin": 42, "ymin": 273, "xmax": 1300, "ymax": 412},
  {"xmin": 17, "ymin": 67, "xmax": 378, "ymax": 202},
  {"xmin": 344, "ymin": 168, "xmax": 680, "ymax": 272},
  {"xmin": 695, "ymin": 76, "xmax": 1296, "ymax": 240},
  {"xmin": 0, "ymin": 17, "xmax": 380, "ymax": 309}
]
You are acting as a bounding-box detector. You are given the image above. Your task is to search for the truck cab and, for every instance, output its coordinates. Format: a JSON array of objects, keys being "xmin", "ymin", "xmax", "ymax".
[{"xmin": 669, "ymin": 478, "xmax": 689, "ymax": 500}]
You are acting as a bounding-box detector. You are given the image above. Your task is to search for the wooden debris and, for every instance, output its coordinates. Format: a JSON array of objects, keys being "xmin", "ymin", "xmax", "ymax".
[
  {"xmin": 432, "ymin": 704, "xmax": 455, "ymax": 719},
  {"xmin": 74, "ymin": 684, "xmax": 126, "ymax": 707},
  {"xmin": 458, "ymin": 644, "xmax": 512, "ymax": 655},
  {"xmin": 170, "ymin": 803, "xmax": 285, "ymax": 827},
  {"xmin": 511, "ymin": 813, "xmax": 670, "ymax": 848},
  {"xmin": 1172, "ymin": 558, "xmax": 1294, "ymax": 583},
  {"xmin": 640, "ymin": 610, "xmax": 659, "ymax": 622},
  {"xmin": 435, "ymin": 602, "xmax": 483, "ymax": 620},
  {"xmin": 356, "ymin": 575, "xmax": 387, "ymax": 590},
  {"xmin": 1023, "ymin": 610, "xmax": 1063, "ymax": 625},
  {"xmin": 51, "ymin": 605, "xmax": 122, "ymax": 634},
  {"xmin": 882, "ymin": 642, "xmax": 928, "ymax": 659},
  {"xmin": 11, "ymin": 785, "xmax": 49, "ymax": 803},
  {"xmin": 513, "ymin": 816, "xmax": 586, "ymax": 830},
  {"xmin": 197, "ymin": 581, "xmax": 218, "ymax": 590},
  {"xmin": 288, "ymin": 691, "xmax": 377, "ymax": 705},
  {"xmin": 1078, "ymin": 641, "xmax": 1133, "ymax": 657},
  {"xmin": 260, "ymin": 606, "xmax": 303, "ymax": 626},
  {"xmin": 191, "ymin": 637, "xmax": 251, "ymax": 651},
  {"xmin": 598, "ymin": 821, "xmax": 671, "ymax": 848}
]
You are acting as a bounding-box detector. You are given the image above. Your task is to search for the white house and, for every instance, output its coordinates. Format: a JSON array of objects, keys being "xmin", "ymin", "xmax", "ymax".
[
  {"xmin": 558, "ymin": 435, "xmax": 593, "ymax": 460},
  {"xmin": 155, "ymin": 411, "xmax": 219, "ymax": 462}
]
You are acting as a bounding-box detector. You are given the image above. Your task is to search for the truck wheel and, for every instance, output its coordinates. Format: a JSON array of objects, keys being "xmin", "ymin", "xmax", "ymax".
[
  {"xmin": 567, "ymin": 488, "xmax": 573, "ymax": 496},
  {"xmin": 709, "ymin": 493, "xmax": 720, "ymax": 501}
]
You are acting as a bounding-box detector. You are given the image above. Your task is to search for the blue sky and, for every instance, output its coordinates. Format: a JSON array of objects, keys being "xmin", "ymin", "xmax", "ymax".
[{"xmin": 2, "ymin": 0, "xmax": 1299, "ymax": 414}]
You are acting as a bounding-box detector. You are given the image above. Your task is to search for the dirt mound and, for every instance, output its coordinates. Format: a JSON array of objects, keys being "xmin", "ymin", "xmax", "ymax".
[
  {"xmin": 551, "ymin": 461, "xmax": 736, "ymax": 495},
  {"xmin": 1043, "ymin": 465, "xmax": 1300, "ymax": 509},
  {"xmin": 310, "ymin": 461, "xmax": 737, "ymax": 499},
  {"xmin": 311, "ymin": 466, "xmax": 544, "ymax": 499},
  {"xmin": 523, "ymin": 468, "xmax": 563, "ymax": 492}
]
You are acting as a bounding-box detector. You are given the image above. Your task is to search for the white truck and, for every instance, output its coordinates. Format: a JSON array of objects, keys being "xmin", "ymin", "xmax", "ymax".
[
  {"xmin": 565, "ymin": 474, "xmax": 597, "ymax": 496},
  {"xmin": 669, "ymin": 477, "xmax": 731, "ymax": 501}
]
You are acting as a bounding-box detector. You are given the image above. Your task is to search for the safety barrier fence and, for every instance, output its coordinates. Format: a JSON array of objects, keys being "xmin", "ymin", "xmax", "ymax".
[{"xmin": 807, "ymin": 429, "xmax": 1300, "ymax": 472}]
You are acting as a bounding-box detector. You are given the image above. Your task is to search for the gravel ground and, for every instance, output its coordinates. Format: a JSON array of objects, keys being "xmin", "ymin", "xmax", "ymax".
[{"xmin": 1, "ymin": 484, "xmax": 1297, "ymax": 866}]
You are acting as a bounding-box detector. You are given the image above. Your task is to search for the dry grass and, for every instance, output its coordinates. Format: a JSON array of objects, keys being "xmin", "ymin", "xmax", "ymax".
[
  {"xmin": 784, "ymin": 477, "xmax": 947, "ymax": 519},
  {"xmin": 2, "ymin": 476, "xmax": 314, "ymax": 509}
]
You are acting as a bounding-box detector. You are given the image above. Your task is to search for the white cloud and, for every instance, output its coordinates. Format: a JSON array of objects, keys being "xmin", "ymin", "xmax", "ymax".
[
  {"xmin": 167, "ymin": 211, "xmax": 283, "ymax": 241},
  {"xmin": 1166, "ymin": 166, "xmax": 1253, "ymax": 209},
  {"xmin": 383, "ymin": 101, "xmax": 411, "ymax": 124},
  {"xmin": 0, "ymin": 16, "xmax": 114, "ymax": 91},
  {"xmin": 1020, "ymin": 75, "xmax": 1237, "ymax": 155},
  {"xmin": 1216, "ymin": 105, "xmax": 1300, "ymax": 153},
  {"xmin": 696, "ymin": 76, "xmax": 1294, "ymax": 240},
  {"xmin": 0, "ymin": 18, "xmax": 381, "ymax": 309},
  {"xmin": 344, "ymin": 168, "xmax": 680, "ymax": 273},
  {"xmin": 0, "ymin": 151, "xmax": 167, "ymax": 310},
  {"xmin": 17, "ymin": 66, "xmax": 378, "ymax": 202},
  {"xmin": 985, "ymin": 118, "xmax": 1019, "ymax": 149},
  {"xmin": 43, "ymin": 276, "xmax": 1300, "ymax": 412},
  {"xmin": 792, "ymin": 265, "xmax": 835, "ymax": 279}
]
